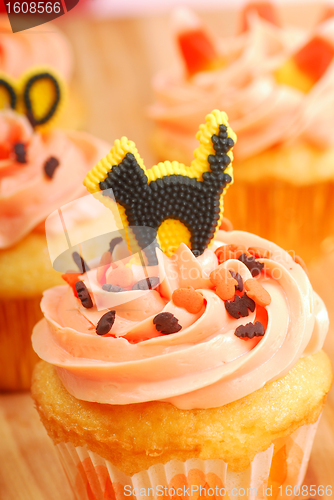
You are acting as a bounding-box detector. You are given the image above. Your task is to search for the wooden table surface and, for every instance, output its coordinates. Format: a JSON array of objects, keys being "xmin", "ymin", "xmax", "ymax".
[{"xmin": 1, "ymin": 6, "xmax": 334, "ymax": 499}]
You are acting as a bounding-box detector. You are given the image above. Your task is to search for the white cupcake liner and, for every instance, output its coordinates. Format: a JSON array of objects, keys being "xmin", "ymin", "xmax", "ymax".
[{"xmin": 56, "ymin": 417, "xmax": 320, "ymax": 500}]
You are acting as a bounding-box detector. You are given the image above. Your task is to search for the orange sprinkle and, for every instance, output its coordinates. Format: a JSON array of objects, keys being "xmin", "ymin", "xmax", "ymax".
[
  {"xmin": 210, "ymin": 265, "xmax": 238, "ymax": 301},
  {"xmin": 247, "ymin": 246, "xmax": 272, "ymax": 259},
  {"xmin": 215, "ymin": 281, "xmax": 235, "ymax": 301},
  {"xmin": 172, "ymin": 287, "xmax": 204, "ymax": 314},
  {"xmin": 61, "ymin": 272, "xmax": 82, "ymax": 297},
  {"xmin": 210, "ymin": 265, "xmax": 236, "ymax": 286},
  {"xmin": 244, "ymin": 279, "xmax": 271, "ymax": 307},
  {"xmin": 219, "ymin": 217, "xmax": 233, "ymax": 232},
  {"xmin": 106, "ymin": 263, "xmax": 134, "ymax": 288},
  {"xmin": 215, "ymin": 244, "xmax": 249, "ymax": 264}
]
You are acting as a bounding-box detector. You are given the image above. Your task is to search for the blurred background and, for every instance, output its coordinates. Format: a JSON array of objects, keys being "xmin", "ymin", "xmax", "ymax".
[{"xmin": 46, "ymin": 0, "xmax": 333, "ymax": 164}]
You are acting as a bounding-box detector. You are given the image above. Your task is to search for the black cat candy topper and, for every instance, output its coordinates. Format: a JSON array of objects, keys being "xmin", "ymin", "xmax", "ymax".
[
  {"xmin": 0, "ymin": 67, "xmax": 64, "ymax": 127},
  {"xmin": 83, "ymin": 110, "xmax": 236, "ymax": 265}
]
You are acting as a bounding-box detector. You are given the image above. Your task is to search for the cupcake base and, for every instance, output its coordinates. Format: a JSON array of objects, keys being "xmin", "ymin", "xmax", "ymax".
[
  {"xmin": 0, "ymin": 296, "xmax": 42, "ymax": 391},
  {"xmin": 0, "ymin": 232, "xmax": 64, "ymax": 391},
  {"xmin": 57, "ymin": 418, "xmax": 320, "ymax": 500}
]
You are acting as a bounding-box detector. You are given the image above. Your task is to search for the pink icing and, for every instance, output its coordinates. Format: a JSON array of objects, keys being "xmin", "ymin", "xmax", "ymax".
[
  {"xmin": 0, "ymin": 110, "xmax": 110, "ymax": 248},
  {"xmin": 32, "ymin": 230, "xmax": 329, "ymax": 409},
  {"xmin": 0, "ymin": 15, "xmax": 72, "ymax": 80},
  {"xmin": 149, "ymin": 14, "xmax": 334, "ymax": 161}
]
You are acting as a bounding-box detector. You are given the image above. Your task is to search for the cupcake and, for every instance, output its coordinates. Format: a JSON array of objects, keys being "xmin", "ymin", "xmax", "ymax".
[
  {"xmin": 0, "ymin": 15, "xmax": 72, "ymax": 80},
  {"xmin": 0, "ymin": 78, "xmax": 110, "ymax": 390},
  {"xmin": 31, "ymin": 111, "xmax": 332, "ymax": 500},
  {"xmin": 0, "ymin": 14, "xmax": 83, "ymax": 129},
  {"xmin": 149, "ymin": 3, "xmax": 334, "ymax": 261}
]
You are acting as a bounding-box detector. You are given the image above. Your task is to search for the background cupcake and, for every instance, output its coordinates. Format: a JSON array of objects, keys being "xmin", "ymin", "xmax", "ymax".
[
  {"xmin": 0, "ymin": 16, "xmax": 72, "ymax": 80},
  {"xmin": 0, "ymin": 14, "xmax": 84, "ymax": 129},
  {"xmin": 0, "ymin": 69, "xmax": 110, "ymax": 390},
  {"xmin": 149, "ymin": 3, "xmax": 334, "ymax": 262}
]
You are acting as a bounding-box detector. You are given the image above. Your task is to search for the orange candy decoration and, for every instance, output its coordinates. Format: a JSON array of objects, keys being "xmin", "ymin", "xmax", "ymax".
[
  {"xmin": 178, "ymin": 28, "xmax": 219, "ymax": 77},
  {"xmin": 215, "ymin": 244, "xmax": 249, "ymax": 264},
  {"xmin": 244, "ymin": 279, "xmax": 271, "ymax": 307},
  {"xmin": 209, "ymin": 265, "xmax": 238, "ymax": 301},
  {"xmin": 105, "ymin": 263, "xmax": 134, "ymax": 289},
  {"xmin": 172, "ymin": 287, "xmax": 204, "ymax": 314}
]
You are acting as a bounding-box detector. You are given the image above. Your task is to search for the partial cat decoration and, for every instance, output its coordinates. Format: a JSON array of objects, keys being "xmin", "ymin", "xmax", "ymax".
[
  {"xmin": 0, "ymin": 67, "xmax": 64, "ymax": 127},
  {"xmin": 84, "ymin": 110, "xmax": 236, "ymax": 264}
]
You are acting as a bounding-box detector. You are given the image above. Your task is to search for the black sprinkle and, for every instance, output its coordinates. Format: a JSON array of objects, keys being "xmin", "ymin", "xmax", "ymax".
[
  {"xmin": 132, "ymin": 277, "xmax": 159, "ymax": 290},
  {"xmin": 102, "ymin": 284, "xmax": 126, "ymax": 292},
  {"xmin": 72, "ymin": 252, "xmax": 90, "ymax": 273},
  {"xmin": 96, "ymin": 311, "xmax": 116, "ymax": 335},
  {"xmin": 225, "ymin": 294, "xmax": 255, "ymax": 319},
  {"xmin": 229, "ymin": 270, "xmax": 244, "ymax": 292},
  {"xmin": 234, "ymin": 321, "xmax": 265, "ymax": 339},
  {"xmin": 238, "ymin": 253, "xmax": 264, "ymax": 277},
  {"xmin": 153, "ymin": 312, "xmax": 182, "ymax": 335},
  {"xmin": 109, "ymin": 237, "xmax": 123, "ymax": 255},
  {"xmin": 44, "ymin": 156, "xmax": 59, "ymax": 179},
  {"xmin": 14, "ymin": 143, "xmax": 27, "ymax": 163},
  {"xmin": 75, "ymin": 281, "xmax": 93, "ymax": 308}
]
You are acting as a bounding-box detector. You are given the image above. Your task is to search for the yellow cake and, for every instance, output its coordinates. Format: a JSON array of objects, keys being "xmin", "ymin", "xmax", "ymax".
[{"xmin": 32, "ymin": 351, "xmax": 332, "ymax": 477}]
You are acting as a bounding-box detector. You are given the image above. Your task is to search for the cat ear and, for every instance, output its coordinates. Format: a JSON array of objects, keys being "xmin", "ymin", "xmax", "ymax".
[
  {"xmin": 84, "ymin": 137, "xmax": 148, "ymax": 194},
  {"xmin": 0, "ymin": 76, "xmax": 17, "ymax": 110},
  {"xmin": 84, "ymin": 139, "xmax": 152, "ymax": 261},
  {"xmin": 19, "ymin": 68, "xmax": 65, "ymax": 127}
]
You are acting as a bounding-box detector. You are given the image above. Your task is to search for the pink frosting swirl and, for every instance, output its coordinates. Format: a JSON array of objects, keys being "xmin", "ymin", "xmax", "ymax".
[
  {"xmin": 32, "ymin": 230, "xmax": 328, "ymax": 409},
  {"xmin": 0, "ymin": 110, "xmax": 110, "ymax": 248},
  {"xmin": 0, "ymin": 15, "xmax": 72, "ymax": 80},
  {"xmin": 149, "ymin": 15, "xmax": 334, "ymax": 161}
]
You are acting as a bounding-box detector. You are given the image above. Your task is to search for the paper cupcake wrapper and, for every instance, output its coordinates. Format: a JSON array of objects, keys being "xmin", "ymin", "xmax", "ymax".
[
  {"xmin": 0, "ymin": 296, "xmax": 42, "ymax": 391},
  {"xmin": 223, "ymin": 180, "xmax": 334, "ymax": 262},
  {"xmin": 56, "ymin": 417, "xmax": 320, "ymax": 500}
]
